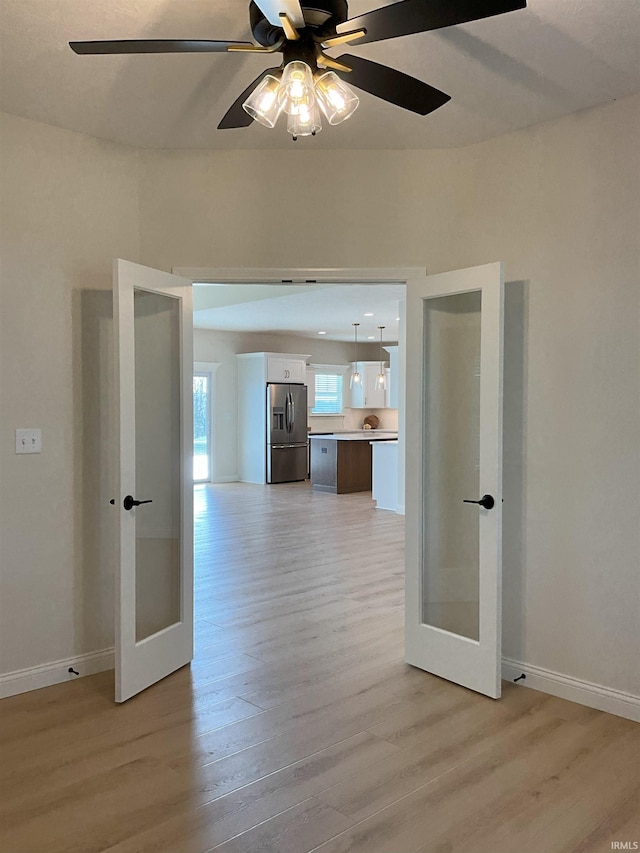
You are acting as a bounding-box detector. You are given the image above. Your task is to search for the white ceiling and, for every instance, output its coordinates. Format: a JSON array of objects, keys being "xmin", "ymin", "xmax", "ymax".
[
  {"xmin": 193, "ymin": 282, "xmax": 405, "ymax": 340},
  {"xmin": 1, "ymin": 0, "xmax": 638, "ymax": 150}
]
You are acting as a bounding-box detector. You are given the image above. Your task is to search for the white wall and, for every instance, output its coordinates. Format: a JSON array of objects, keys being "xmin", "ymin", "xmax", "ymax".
[
  {"xmin": 1, "ymin": 93, "xmax": 638, "ymax": 703},
  {"xmin": 0, "ymin": 113, "xmax": 140, "ymax": 680},
  {"xmin": 193, "ymin": 327, "xmax": 396, "ymax": 481}
]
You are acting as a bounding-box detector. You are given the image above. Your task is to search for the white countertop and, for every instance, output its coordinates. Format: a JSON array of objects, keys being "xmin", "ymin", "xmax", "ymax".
[
  {"xmin": 371, "ymin": 440, "xmax": 398, "ymax": 446},
  {"xmin": 309, "ymin": 433, "xmax": 398, "ymax": 442}
]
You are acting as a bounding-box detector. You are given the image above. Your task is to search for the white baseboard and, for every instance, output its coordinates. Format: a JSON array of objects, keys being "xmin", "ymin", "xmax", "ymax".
[
  {"xmin": 0, "ymin": 648, "xmax": 114, "ymax": 699},
  {"xmin": 211, "ymin": 475, "xmax": 240, "ymax": 484},
  {"xmin": 3, "ymin": 647, "xmax": 637, "ymax": 725},
  {"xmin": 502, "ymin": 657, "xmax": 640, "ymax": 722}
]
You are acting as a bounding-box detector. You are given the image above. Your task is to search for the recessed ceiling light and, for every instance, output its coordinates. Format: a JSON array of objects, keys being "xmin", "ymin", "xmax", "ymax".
[
  {"xmin": 317, "ymin": 330, "xmax": 327, "ymax": 335},
  {"xmin": 395, "ymin": 317, "xmax": 400, "ymax": 321},
  {"xmin": 367, "ymin": 335, "xmax": 375, "ymax": 340},
  {"xmin": 364, "ymin": 312, "xmax": 374, "ymax": 317}
]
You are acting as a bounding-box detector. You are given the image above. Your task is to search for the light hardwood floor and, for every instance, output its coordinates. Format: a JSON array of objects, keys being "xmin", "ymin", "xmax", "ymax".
[{"xmin": 1, "ymin": 482, "xmax": 638, "ymax": 853}]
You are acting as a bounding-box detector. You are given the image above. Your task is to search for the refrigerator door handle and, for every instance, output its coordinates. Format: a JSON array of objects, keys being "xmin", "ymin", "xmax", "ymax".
[
  {"xmin": 286, "ymin": 391, "xmax": 293, "ymax": 434},
  {"xmin": 289, "ymin": 393, "xmax": 295, "ymax": 432}
]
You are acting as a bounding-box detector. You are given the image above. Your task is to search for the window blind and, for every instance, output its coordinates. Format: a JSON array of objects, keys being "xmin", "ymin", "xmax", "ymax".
[{"xmin": 312, "ymin": 372, "xmax": 343, "ymax": 415}]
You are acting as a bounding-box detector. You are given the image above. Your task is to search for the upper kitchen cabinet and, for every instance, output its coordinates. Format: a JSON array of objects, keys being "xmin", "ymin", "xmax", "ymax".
[
  {"xmin": 384, "ymin": 346, "xmax": 399, "ymax": 409},
  {"xmin": 267, "ymin": 355, "xmax": 307, "ymax": 383},
  {"xmin": 305, "ymin": 366, "xmax": 316, "ymax": 408},
  {"xmin": 349, "ymin": 361, "xmax": 388, "ymax": 409}
]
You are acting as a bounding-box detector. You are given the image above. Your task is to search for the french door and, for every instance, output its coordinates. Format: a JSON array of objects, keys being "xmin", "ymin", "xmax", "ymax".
[
  {"xmin": 405, "ymin": 263, "xmax": 504, "ymax": 698},
  {"xmin": 113, "ymin": 259, "xmax": 194, "ymax": 702}
]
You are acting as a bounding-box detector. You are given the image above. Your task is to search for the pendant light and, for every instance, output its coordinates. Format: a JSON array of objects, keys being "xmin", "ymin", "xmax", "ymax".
[
  {"xmin": 350, "ymin": 322, "xmax": 361, "ymax": 389},
  {"xmin": 375, "ymin": 325, "xmax": 386, "ymax": 391}
]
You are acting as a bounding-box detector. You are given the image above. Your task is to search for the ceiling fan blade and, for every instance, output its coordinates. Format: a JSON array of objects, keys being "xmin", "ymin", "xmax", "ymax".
[
  {"xmin": 336, "ymin": 54, "xmax": 450, "ymax": 115},
  {"xmin": 252, "ymin": 0, "xmax": 305, "ymax": 29},
  {"xmin": 336, "ymin": 0, "xmax": 526, "ymax": 46},
  {"xmin": 69, "ymin": 39, "xmax": 253, "ymax": 55},
  {"xmin": 218, "ymin": 68, "xmax": 280, "ymax": 129}
]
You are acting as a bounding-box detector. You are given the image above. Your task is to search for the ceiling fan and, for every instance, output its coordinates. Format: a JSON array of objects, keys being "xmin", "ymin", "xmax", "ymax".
[{"xmin": 70, "ymin": 0, "xmax": 527, "ymax": 140}]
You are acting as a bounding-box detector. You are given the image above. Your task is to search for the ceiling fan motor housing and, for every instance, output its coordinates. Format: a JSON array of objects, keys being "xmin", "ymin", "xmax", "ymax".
[{"xmin": 249, "ymin": 0, "xmax": 349, "ymax": 46}]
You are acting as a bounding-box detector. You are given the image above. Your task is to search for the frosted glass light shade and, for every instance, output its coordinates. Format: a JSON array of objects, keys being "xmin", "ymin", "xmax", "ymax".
[
  {"xmin": 279, "ymin": 61, "xmax": 315, "ymax": 116},
  {"xmin": 287, "ymin": 103, "xmax": 322, "ymax": 138},
  {"xmin": 315, "ymin": 71, "xmax": 359, "ymax": 125},
  {"xmin": 242, "ymin": 74, "xmax": 283, "ymax": 128}
]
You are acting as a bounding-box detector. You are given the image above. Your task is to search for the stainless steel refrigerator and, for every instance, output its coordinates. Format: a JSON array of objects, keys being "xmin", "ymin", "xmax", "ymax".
[{"xmin": 266, "ymin": 383, "xmax": 308, "ymax": 483}]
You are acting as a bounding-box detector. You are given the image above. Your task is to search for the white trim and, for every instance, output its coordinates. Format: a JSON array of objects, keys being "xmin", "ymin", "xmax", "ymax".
[
  {"xmin": 502, "ymin": 657, "xmax": 640, "ymax": 722},
  {"xmin": 0, "ymin": 648, "xmax": 114, "ymax": 699},
  {"xmin": 175, "ymin": 266, "xmax": 424, "ymax": 284}
]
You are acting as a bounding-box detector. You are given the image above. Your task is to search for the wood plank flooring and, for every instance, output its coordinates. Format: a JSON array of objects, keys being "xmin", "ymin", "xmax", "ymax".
[{"xmin": 0, "ymin": 482, "xmax": 638, "ymax": 853}]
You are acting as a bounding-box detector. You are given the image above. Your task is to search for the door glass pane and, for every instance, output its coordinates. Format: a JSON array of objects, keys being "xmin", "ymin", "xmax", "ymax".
[
  {"xmin": 422, "ymin": 291, "xmax": 481, "ymax": 641},
  {"xmin": 134, "ymin": 289, "xmax": 181, "ymax": 642},
  {"xmin": 193, "ymin": 373, "xmax": 210, "ymax": 481}
]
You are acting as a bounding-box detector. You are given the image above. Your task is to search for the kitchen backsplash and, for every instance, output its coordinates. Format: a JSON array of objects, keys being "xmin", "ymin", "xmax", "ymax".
[{"xmin": 308, "ymin": 408, "xmax": 399, "ymax": 432}]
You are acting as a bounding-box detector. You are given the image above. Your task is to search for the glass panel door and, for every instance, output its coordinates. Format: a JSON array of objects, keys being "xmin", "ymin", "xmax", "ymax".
[
  {"xmin": 134, "ymin": 289, "xmax": 182, "ymax": 641},
  {"xmin": 114, "ymin": 259, "xmax": 193, "ymax": 703},
  {"xmin": 404, "ymin": 263, "xmax": 503, "ymax": 699},
  {"xmin": 422, "ymin": 291, "xmax": 481, "ymax": 641}
]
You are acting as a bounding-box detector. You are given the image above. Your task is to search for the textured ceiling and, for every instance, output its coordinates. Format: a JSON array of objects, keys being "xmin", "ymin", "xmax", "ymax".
[{"xmin": 1, "ymin": 0, "xmax": 638, "ymax": 150}]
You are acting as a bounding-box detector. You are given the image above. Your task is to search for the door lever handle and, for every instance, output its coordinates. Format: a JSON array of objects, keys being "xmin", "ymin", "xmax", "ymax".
[
  {"xmin": 463, "ymin": 494, "xmax": 495, "ymax": 510},
  {"xmin": 123, "ymin": 495, "xmax": 153, "ymax": 511}
]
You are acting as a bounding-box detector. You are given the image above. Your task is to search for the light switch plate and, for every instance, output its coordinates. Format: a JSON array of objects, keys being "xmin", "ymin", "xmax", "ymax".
[{"xmin": 16, "ymin": 428, "xmax": 42, "ymax": 454}]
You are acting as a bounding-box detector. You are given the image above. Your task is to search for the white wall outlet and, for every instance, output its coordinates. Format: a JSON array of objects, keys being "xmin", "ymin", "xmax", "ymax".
[{"xmin": 15, "ymin": 428, "xmax": 42, "ymax": 454}]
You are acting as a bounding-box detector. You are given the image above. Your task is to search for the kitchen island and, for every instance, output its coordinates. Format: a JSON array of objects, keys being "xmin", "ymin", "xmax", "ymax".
[{"xmin": 310, "ymin": 432, "xmax": 398, "ymax": 494}]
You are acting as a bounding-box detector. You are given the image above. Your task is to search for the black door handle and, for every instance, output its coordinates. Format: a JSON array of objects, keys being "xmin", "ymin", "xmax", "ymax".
[
  {"xmin": 123, "ymin": 495, "xmax": 153, "ymax": 511},
  {"xmin": 463, "ymin": 494, "xmax": 495, "ymax": 510}
]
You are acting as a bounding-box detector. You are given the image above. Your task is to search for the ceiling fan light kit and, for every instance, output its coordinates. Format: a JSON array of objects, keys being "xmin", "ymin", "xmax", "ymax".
[
  {"xmin": 243, "ymin": 61, "xmax": 360, "ymax": 137},
  {"xmin": 69, "ymin": 0, "xmax": 527, "ymax": 140}
]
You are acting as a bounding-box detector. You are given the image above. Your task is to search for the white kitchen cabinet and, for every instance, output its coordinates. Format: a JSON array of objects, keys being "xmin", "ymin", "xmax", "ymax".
[
  {"xmin": 371, "ymin": 440, "xmax": 399, "ymax": 511},
  {"xmin": 267, "ymin": 356, "xmax": 306, "ymax": 383},
  {"xmin": 305, "ymin": 367, "xmax": 316, "ymax": 408},
  {"xmin": 384, "ymin": 346, "xmax": 399, "ymax": 409},
  {"xmin": 349, "ymin": 361, "xmax": 387, "ymax": 408}
]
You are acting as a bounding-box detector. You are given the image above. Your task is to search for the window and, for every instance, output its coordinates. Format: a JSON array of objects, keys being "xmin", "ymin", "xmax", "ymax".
[
  {"xmin": 193, "ymin": 373, "xmax": 211, "ymax": 482},
  {"xmin": 312, "ymin": 371, "xmax": 344, "ymax": 415},
  {"xmin": 193, "ymin": 361, "xmax": 220, "ymax": 483}
]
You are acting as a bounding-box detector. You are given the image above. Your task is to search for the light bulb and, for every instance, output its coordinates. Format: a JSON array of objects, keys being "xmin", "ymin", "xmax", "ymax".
[
  {"xmin": 287, "ymin": 103, "xmax": 322, "ymax": 139},
  {"xmin": 350, "ymin": 370, "xmax": 361, "ymax": 389},
  {"xmin": 242, "ymin": 74, "xmax": 283, "ymax": 128},
  {"xmin": 314, "ymin": 71, "xmax": 359, "ymax": 125},
  {"xmin": 279, "ymin": 61, "xmax": 315, "ymax": 116}
]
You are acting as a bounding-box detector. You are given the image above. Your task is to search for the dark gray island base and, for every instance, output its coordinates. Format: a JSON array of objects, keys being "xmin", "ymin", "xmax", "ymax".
[{"xmin": 309, "ymin": 433, "xmax": 398, "ymax": 494}]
